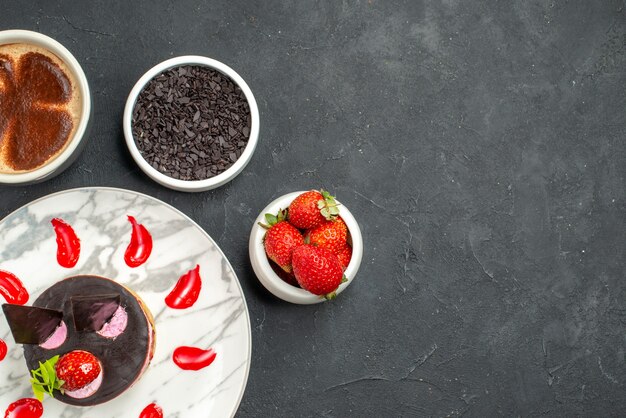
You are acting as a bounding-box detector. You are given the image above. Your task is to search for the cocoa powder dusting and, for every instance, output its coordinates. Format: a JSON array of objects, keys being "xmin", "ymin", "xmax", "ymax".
[{"xmin": 0, "ymin": 45, "xmax": 79, "ymax": 172}]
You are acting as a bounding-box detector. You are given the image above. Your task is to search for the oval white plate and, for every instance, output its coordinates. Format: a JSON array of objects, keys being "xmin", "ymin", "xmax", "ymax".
[{"xmin": 0, "ymin": 187, "xmax": 251, "ymax": 418}]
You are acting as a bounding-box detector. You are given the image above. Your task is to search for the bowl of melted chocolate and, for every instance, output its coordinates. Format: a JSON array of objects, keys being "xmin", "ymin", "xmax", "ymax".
[{"xmin": 0, "ymin": 30, "xmax": 91, "ymax": 184}]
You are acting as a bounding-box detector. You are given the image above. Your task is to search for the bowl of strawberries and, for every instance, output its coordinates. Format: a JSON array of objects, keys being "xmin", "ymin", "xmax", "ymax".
[{"xmin": 249, "ymin": 189, "xmax": 363, "ymax": 304}]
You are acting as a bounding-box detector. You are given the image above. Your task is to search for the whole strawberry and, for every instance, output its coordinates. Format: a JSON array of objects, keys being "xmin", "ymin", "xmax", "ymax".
[
  {"xmin": 55, "ymin": 350, "xmax": 101, "ymax": 391},
  {"xmin": 305, "ymin": 217, "xmax": 348, "ymax": 254},
  {"xmin": 292, "ymin": 244, "xmax": 346, "ymax": 299},
  {"xmin": 269, "ymin": 260, "xmax": 299, "ymax": 287},
  {"xmin": 288, "ymin": 189, "xmax": 339, "ymax": 230},
  {"xmin": 261, "ymin": 211, "xmax": 304, "ymax": 273},
  {"xmin": 336, "ymin": 244, "xmax": 352, "ymax": 271}
]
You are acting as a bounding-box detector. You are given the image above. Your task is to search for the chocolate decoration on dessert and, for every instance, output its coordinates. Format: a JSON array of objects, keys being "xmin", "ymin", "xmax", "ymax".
[
  {"xmin": 71, "ymin": 294, "xmax": 120, "ymax": 332},
  {"xmin": 0, "ymin": 44, "xmax": 81, "ymax": 173},
  {"xmin": 2, "ymin": 304, "xmax": 63, "ymax": 345},
  {"xmin": 23, "ymin": 276, "xmax": 153, "ymax": 406}
]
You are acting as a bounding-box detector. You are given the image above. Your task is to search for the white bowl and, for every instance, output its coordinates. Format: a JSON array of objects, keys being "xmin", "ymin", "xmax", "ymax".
[
  {"xmin": 123, "ymin": 56, "xmax": 260, "ymax": 192},
  {"xmin": 0, "ymin": 30, "xmax": 92, "ymax": 184},
  {"xmin": 249, "ymin": 191, "xmax": 363, "ymax": 304}
]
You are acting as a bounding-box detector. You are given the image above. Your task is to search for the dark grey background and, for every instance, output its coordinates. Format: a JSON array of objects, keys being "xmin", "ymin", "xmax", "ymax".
[{"xmin": 1, "ymin": 1, "xmax": 625, "ymax": 416}]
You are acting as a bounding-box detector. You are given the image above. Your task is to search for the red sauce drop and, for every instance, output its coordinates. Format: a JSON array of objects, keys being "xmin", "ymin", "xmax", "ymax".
[
  {"xmin": 4, "ymin": 398, "xmax": 43, "ymax": 418},
  {"xmin": 51, "ymin": 218, "xmax": 80, "ymax": 268},
  {"xmin": 165, "ymin": 265, "xmax": 201, "ymax": 309},
  {"xmin": 0, "ymin": 339, "xmax": 7, "ymax": 362},
  {"xmin": 172, "ymin": 346, "xmax": 216, "ymax": 371},
  {"xmin": 124, "ymin": 216, "xmax": 153, "ymax": 268},
  {"xmin": 0, "ymin": 270, "xmax": 29, "ymax": 305},
  {"xmin": 139, "ymin": 403, "xmax": 163, "ymax": 418}
]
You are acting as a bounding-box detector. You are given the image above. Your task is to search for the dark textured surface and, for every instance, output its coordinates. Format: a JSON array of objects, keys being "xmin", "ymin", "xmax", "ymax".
[{"xmin": 1, "ymin": 1, "xmax": 625, "ymax": 416}]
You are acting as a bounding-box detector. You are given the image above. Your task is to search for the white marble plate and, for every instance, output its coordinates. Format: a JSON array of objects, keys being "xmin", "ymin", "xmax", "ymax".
[{"xmin": 0, "ymin": 187, "xmax": 251, "ymax": 418}]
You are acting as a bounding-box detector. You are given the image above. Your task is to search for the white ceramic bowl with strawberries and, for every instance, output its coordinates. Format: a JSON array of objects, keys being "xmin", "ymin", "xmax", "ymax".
[{"xmin": 249, "ymin": 190, "xmax": 363, "ymax": 304}]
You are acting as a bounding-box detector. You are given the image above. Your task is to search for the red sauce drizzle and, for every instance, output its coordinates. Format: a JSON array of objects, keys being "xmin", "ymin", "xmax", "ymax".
[
  {"xmin": 51, "ymin": 218, "xmax": 80, "ymax": 268},
  {"xmin": 124, "ymin": 216, "xmax": 153, "ymax": 268},
  {"xmin": 0, "ymin": 270, "xmax": 29, "ymax": 305},
  {"xmin": 4, "ymin": 398, "xmax": 43, "ymax": 418},
  {"xmin": 172, "ymin": 346, "xmax": 216, "ymax": 371},
  {"xmin": 165, "ymin": 265, "xmax": 201, "ymax": 309},
  {"xmin": 0, "ymin": 339, "xmax": 7, "ymax": 362},
  {"xmin": 139, "ymin": 403, "xmax": 163, "ymax": 418}
]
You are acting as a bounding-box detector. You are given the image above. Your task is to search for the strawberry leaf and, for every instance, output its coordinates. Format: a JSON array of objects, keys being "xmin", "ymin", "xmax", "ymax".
[
  {"xmin": 276, "ymin": 208, "xmax": 288, "ymax": 222},
  {"xmin": 265, "ymin": 213, "xmax": 278, "ymax": 226},
  {"xmin": 323, "ymin": 291, "xmax": 337, "ymax": 300},
  {"xmin": 318, "ymin": 189, "xmax": 340, "ymax": 221}
]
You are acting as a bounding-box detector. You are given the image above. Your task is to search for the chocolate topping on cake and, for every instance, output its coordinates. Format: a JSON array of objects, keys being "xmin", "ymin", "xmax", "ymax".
[
  {"xmin": 71, "ymin": 294, "xmax": 120, "ymax": 332},
  {"xmin": 23, "ymin": 275, "xmax": 153, "ymax": 406},
  {"xmin": 2, "ymin": 304, "xmax": 63, "ymax": 345}
]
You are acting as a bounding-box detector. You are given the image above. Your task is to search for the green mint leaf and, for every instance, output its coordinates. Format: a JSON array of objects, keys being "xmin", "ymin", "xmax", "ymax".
[
  {"xmin": 30, "ymin": 355, "xmax": 61, "ymax": 400},
  {"xmin": 32, "ymin": 384, "xmax": 44, "ymax": 402},
  {"xmin": 40, "ymin": 362, "xmax": 49, "ymax": 382},
  {"xmin": 44, "ymin": 360, "xmax": 56, "ymax": 379}
]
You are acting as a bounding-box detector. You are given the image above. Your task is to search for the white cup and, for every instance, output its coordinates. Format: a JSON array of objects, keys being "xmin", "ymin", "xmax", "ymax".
[{"xmin": 0, "ymin": 29, "xmax": 92, "ymax": 184}]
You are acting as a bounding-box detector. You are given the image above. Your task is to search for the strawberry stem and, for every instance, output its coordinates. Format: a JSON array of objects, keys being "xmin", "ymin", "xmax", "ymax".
[{"xmin": 318, "ymin": 189, "xmax": 340, "ymax": 221}]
